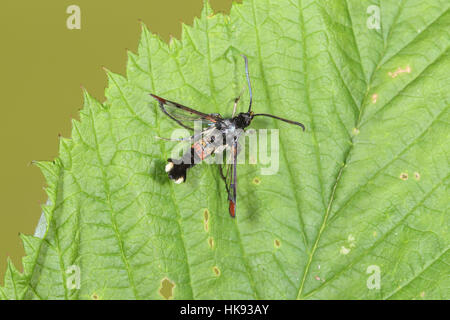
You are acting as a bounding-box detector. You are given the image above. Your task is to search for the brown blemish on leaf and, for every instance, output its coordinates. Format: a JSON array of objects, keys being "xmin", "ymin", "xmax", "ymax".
[
  {"xmin": 388, "ymin": 65, "xmax": 411, "ymax": 78},
  {"xmin": 158, "ymin": 277, "xmax": 175, "ymax": 300},
  {"xmin": 204, "ymin": 209, "xmax": 209, "ymax": 232},
  {"xmin": 274, "ymin": 239, "xmax": 281, "ymax": 248},
  {"xmin": 208, "ymin": 237, "xmax": 214, "ymax": 249},
  {"xmin": 213, "ymin": 266, "xmax": 220, "ymax": 276},
  {"xmin": 91, "ymin": 293, "xmax": 100, "ymax": 300},
  {"xmin": 371, "ymin": 93, "xmax": 378, "ymax": 103},
  {"xmin": 400, "ymin": 172, "xmax": 408, "ymax": 181},
  {"xmin": 414, "ymin": 172, "xmax": 420, "ymax": 180},
  {"xmin": 253, "ymin": 177, "xmax": 261, "ymax": 185}
]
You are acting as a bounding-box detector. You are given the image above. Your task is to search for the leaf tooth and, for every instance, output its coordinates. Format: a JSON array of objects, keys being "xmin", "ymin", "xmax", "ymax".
[
  {"xmin": 6, "ymin": 257, "xmax": 19, "ymax": 275},
  {"xmin": 2, "ymin": 258, "xmax": 29, "ymax": 299},
  {"xmin": 19, "ymin": 234, "xmax": 43, "ymax": 275},
  {"xmin": 41, "ymin": 201, "xmax": 54, "ymax": 224},
  {"xmin": 34, "ymin": 160, "xmax": 61, "ymax": 189},
  {"xmin": 139, "ymin": 21, "xmax": 167, "ymax": 52},
  {"xmin": 201, "ymin": 0, "xmax": 213, "ymax": 19},
  {"xmin": 58, "ymin": 137, "xmax": 73, "ymax": 169},
  {"xmin": 103, "ymin": 68, "xmax": 127, "ymax": 91},
  {"xmin": 82, "ymin": 86, "xmax": 105, "ymax": 113},
  {"xmin": 19, "ymin": 234, "xmax": 40, "ymax": 256}
]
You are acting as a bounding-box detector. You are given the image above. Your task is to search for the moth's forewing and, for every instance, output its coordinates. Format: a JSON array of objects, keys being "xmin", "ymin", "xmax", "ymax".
[{"xmin": 151, "ymin": 94, "xmax": 221, "ymax": 130}]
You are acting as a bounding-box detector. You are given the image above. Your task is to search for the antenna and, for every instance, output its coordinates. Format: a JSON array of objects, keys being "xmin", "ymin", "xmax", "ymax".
[
  {"xmin": 240, "ymin": 54, "xmax": 305, "ymax": 132},
  {"xmin": 253, "ymin": 113, "xmax": 305, "ymax": 131},
  {"xmin": 241, "ymin": 54, "xmax": 253, "ymax": 113}
]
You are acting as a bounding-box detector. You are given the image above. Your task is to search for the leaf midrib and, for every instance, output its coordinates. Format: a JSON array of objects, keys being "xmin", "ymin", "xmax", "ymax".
[{"xmin": 297, "ymin": 0, "xmax": 384, "ymax": 299}]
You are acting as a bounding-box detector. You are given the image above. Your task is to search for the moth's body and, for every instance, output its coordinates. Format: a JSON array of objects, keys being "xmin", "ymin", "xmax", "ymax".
[
  {"xmin": 151, "ymin": 55, "xmax": 305, "ymax": 217},
  {"xmin": 165, "ymin": 113, "xmax": 251, "ymax": 184}
]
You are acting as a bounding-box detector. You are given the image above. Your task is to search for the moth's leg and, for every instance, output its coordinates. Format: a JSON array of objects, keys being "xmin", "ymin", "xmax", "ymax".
[
  {"xmin": 218, "ymin": 163, "xmax": 227, "ymax": 182},
  {"xmin": 218, "ymin": 163, "xmax": 231, "ymax": 194}
]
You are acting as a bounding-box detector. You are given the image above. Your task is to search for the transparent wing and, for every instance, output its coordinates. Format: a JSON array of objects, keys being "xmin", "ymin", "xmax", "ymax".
[{"xmin": 151, "ymin": 94, "xmax": 222, "ymax": 130}]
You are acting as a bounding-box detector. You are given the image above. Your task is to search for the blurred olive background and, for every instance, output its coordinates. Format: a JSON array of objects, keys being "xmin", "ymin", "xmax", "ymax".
[{"xmin": 0, "ymin": 0, "xmax": 236, "ymax": 284}]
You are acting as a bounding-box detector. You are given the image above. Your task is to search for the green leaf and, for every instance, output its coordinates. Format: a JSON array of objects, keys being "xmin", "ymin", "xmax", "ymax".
[{"xmin": 2, "ymin": 0, "xmax": 449, "ymax": 300}]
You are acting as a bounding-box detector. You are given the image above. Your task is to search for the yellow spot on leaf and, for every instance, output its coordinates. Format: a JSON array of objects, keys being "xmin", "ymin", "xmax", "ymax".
[
  {"xmin": 400, "ymin": 172, "xmax": 408, "ymax": 181},
  {"xmin": 388, "ymin": 65, "xmax": 411, "ymax": 78},
  {"xmin": 340, "ymin": 246, "xmax": 351, "ymax": 255},
  {"xmin": 91, "ymin": 293, "xmax": 100, "ymax": 300},
  {"xmin": 371, "ymin": 93, "xmax": 378, "ymax": 103},
  {"xmin": 204, "ymin": 209, "xmax": 209, "ymax": 232},
  {"xmin": 274, "ymin": 239, "xmax": 281, "ymax": 248},
  {"xmin": 213, "ymin": 266, "xmax": 220, "ymax": 276},
  {"xmin": 158, "ymin": 277, "xmax": 175, "ymax": 300},
  {"xmin": 348, "ymin": 234, "xmax": 356, "ymax": 248},
  {"xmin": 208, "ymin": 237, "xmax": 214, "ymax": 249},
  {"xmin": 253, "ymin": 177, "xmax": 261, "ymax": 185}
]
